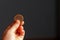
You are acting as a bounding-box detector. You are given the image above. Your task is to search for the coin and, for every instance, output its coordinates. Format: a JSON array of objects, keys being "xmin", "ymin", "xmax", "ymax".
[{"xmin": 14, "ymin": 14, "xmax": 24, "ymax": 22}]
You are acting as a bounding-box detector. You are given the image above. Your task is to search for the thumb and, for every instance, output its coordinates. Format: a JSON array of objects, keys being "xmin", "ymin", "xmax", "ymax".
[{"xmin": 10, "ymin": 20, "xmax": 20, "ymax": 32}]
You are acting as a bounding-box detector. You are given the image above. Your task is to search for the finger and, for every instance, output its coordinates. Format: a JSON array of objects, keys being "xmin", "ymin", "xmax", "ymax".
[
  {"xmin": 22, "ymin": 21, "xmax": 24, "ymax": 26},
  {"xmin": 5, "ymin": 21, "xmax": 16, "ymax": 32},
  {"xmin": 8, "ymin": 20, "xmax": 24, "ymax": 30},
  {"xmin": 9, "ymin": 21, "xmax": 16, "ymax": 27},
  {"xmin": 16, "ymin": 30, "xmax": 25, "ymax": 40},
  {"xmin": 2, "ymin": 20, "xmax": 16, "ymax": 38},
  {"xmin": 20, "ymin": 27, "xmax": 25, "ymax": 36},
  {"xmin": 16, "ymin": 28, "xmax": 25, "ymax": 37},
  {"xmin": 16, "ymin": 26, "xmax": 25, "ymax": 36},
  {"xmin": 21, "ymin": 29, "xmax": 25, "ymax": 36},
  {"xmin": 10, "ymin": 20, "xmax": 20, "ymax": 32},
  {"xmin": 19, "ymin": 30, "xmax": 25, "ymax": 38}
]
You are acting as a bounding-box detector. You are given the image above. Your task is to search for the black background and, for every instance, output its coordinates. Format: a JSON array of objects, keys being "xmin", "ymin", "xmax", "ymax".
[{"xmin": 0, "ymin": 0, "xmax": 57, "ymax": 40}]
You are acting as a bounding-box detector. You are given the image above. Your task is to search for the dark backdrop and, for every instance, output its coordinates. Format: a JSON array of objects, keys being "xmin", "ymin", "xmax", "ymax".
[{"xmin": 0, "ymin": 0, "xmax": 57, "ymax": 40}]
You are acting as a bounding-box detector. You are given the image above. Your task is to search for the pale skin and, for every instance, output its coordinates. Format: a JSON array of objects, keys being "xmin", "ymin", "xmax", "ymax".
[{"xmin": 2, "ymin": 20, "xmax": 25, "ymax": 40}]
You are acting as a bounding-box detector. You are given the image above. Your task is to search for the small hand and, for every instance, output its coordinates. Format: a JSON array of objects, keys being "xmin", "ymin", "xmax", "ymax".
[{"xmin": 2, "ymin": 20, "xmax": 25, "ymax": 40}]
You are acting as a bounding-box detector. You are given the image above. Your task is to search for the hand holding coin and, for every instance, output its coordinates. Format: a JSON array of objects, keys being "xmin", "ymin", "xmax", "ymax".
[
  {"xmin": 14, "ymin": 14, "xmax": 24, "ymax": 36},
  {"xmin": 2, "ymin": 14, "xmax": 25, "ymax": 40}
]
